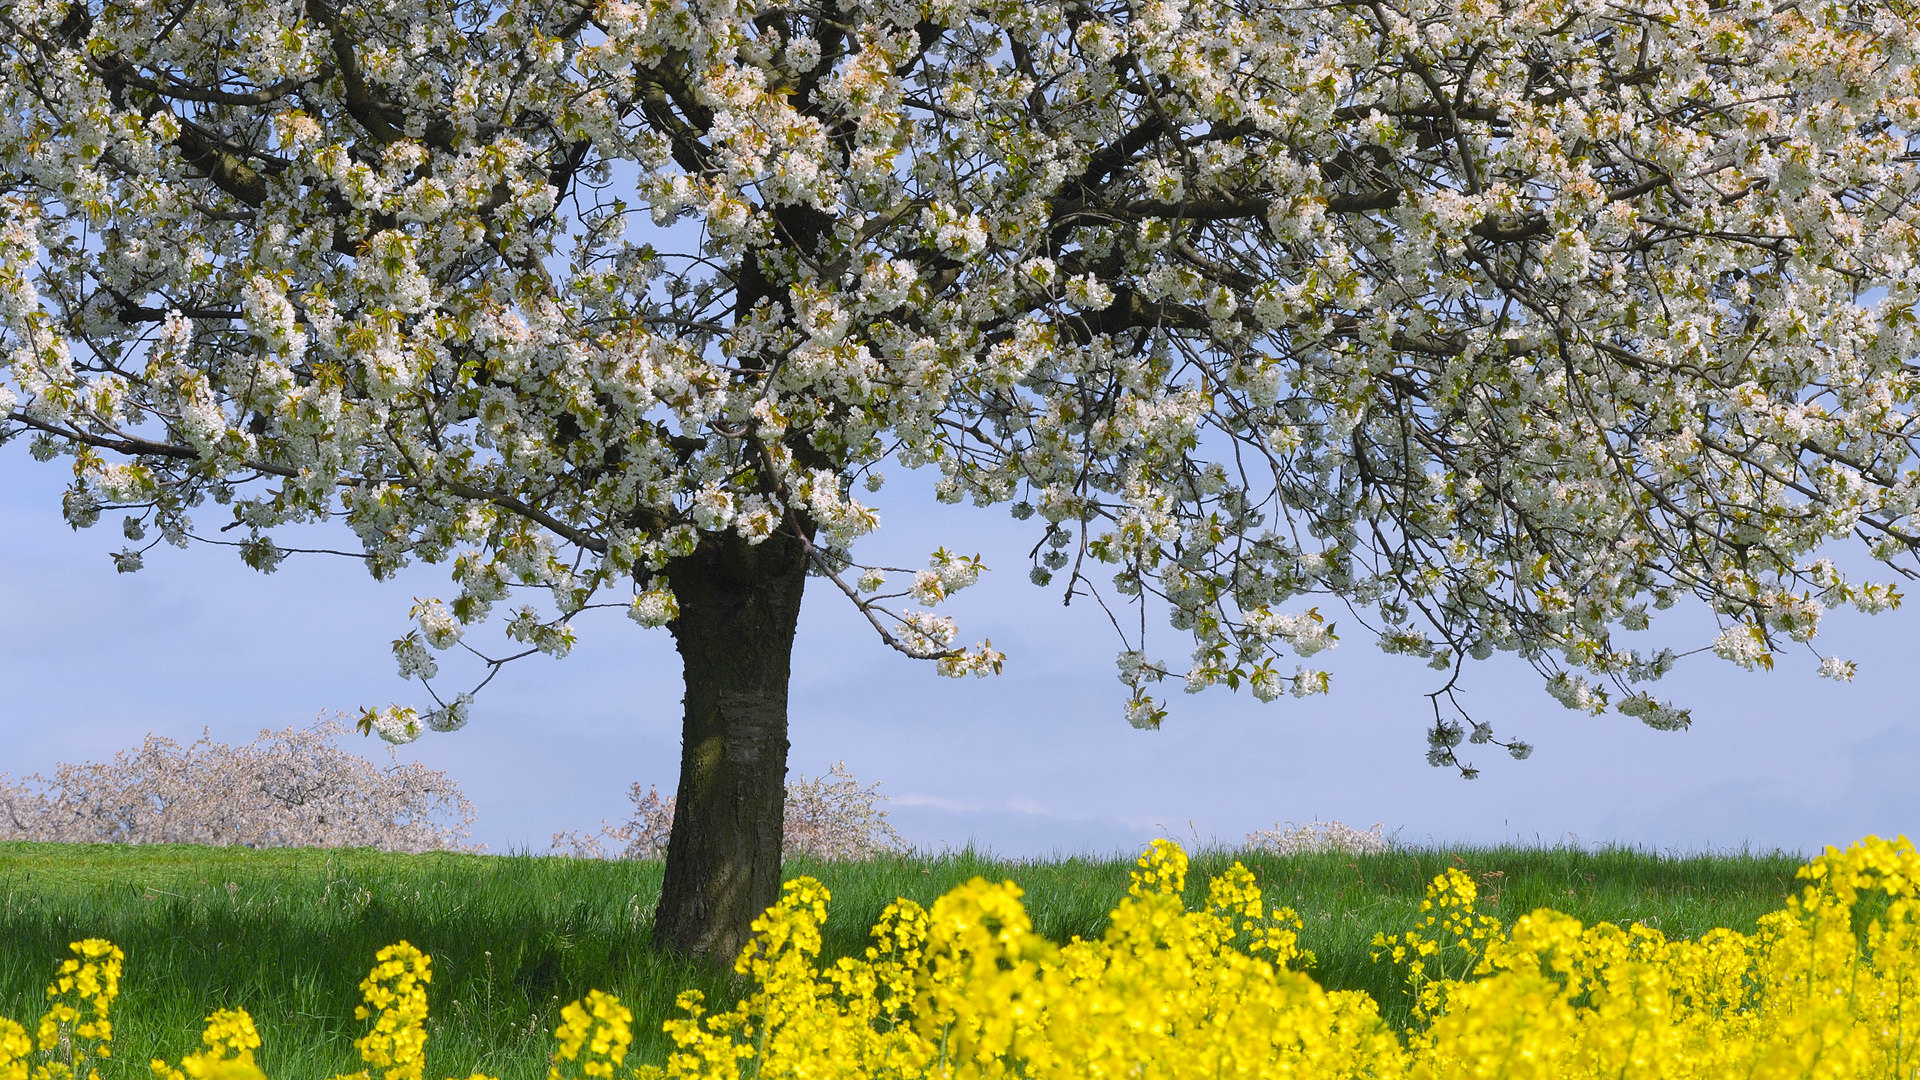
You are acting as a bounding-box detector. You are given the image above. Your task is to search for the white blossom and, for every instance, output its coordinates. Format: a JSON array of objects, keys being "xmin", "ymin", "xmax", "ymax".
[
  {"xmin": 1712, "ymin": 626, "xmax": 1773, "ymax": 671},
  {"xmin": 425, "ymin": 694, "xmax": 473, "ymax": 733},
  {"xmin": 366, "ymin": 706, "xmax": 423, "ymax": 745},
  {"xmin": 412, "ymin": 598, "xmax": 464, "ymax": 649},
  {"xmin": 1124, "ymin": 693, "xmax": 1165, "ymax": 730},
  {"xmin": 629, "ymin": 588, "xmax": 679, "ymax": 628},
  {"xmin": 392, "ymin": 632, "xmax": 438, "ymax": 681}
]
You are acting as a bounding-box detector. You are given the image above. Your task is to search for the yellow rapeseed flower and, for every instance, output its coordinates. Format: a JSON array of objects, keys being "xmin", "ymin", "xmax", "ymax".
[
  {"xmin": 341, "ymin": 942, "xmax": 431, "ymax": 1080},
  {"xmin": 13, "ymin": 836, "xmax": 1920, "ymax": 1079},
  {"xmin": 0, "ymin": 1018, "xmax": 33, "ymax": 1080},
  {"xmin": 549, "ymin": 990, "xmax": 633, "ymax": 1080},
  {"xmin": 32, "ymin": 939, "xmax": 121, "ymax": 1080},
  {"xmin": 150, "ymin": 1007, "xmax": 263, "ymax": 1080}
]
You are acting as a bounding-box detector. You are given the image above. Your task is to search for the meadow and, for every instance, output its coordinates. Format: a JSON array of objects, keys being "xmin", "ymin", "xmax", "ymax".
[{"xmin": 0, "ymin": 840, "xmax": 1808, "ymax": 1080}]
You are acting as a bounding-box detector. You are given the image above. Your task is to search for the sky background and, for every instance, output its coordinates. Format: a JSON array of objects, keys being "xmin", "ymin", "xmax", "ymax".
[{"xmin": 2, "ymin": 447, "xmax": 1915, "ymax": 859}]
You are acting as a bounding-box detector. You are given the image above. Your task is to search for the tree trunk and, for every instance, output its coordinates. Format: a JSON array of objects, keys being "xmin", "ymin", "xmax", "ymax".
[{"xmin": 653, "ymin": 527, "xmax": 809, "ymax": 963}]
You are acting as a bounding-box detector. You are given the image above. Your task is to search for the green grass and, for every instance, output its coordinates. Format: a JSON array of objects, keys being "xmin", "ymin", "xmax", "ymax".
[{"xmin": 0, "ymin": 841, "xmax": 1810, "ymax": 1080}]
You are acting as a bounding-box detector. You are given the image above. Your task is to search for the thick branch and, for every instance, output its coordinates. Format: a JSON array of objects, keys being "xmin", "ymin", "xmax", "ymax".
[
  {"xmin": 172, "ymin": 118, "xmax": 278, "ymax": 207},
  {"xmin": 304, "ymin": 0, "xmax": 405, "ymax": 143}
]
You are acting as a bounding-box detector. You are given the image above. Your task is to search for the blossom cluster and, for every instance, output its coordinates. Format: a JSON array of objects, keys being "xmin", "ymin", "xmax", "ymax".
[
  {"xmin": 8, "ymin": 0, "xmax": 1919, "ymax": 756},
  {"xmin": 552, "ymin": 762, "xmax": 905, "ymax": 861},
  {"xmin": 0, "ymin": 719, "xmax": 477, "ymax": 853},
  {"xmin": 11, "ymin": 834, "xmax": 1920, "ymax": 1077}
]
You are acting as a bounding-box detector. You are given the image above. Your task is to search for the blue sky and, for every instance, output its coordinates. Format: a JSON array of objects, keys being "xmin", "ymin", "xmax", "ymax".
[{"xmin": 2, "ymin": 448, "xmax": 1915, "ymax": 858}]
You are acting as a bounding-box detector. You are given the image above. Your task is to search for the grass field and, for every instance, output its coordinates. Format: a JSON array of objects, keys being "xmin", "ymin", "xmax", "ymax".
[{"xmin": 0, "ymin": 841, "xmax": 1810, "ymax": 1080}]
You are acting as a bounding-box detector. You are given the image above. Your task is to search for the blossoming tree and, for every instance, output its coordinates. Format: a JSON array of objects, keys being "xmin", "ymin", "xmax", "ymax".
[{"xmin": 5, "ymin": 0, "xmax": 1919, "ymax": 958}]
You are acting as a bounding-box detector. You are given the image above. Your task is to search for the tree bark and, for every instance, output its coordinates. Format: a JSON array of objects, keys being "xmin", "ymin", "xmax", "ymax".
[{"xmin": 652, "ymin": 527, "xmax": 810, "ymax": 962}]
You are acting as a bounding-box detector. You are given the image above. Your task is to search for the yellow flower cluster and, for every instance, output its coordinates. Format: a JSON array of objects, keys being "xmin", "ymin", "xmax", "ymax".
[
  {"xmin": 550, "ymin": 991, "xmax": 634, "ymax": 1080},
  {"xmin": 26, "ymin": 939, "xmax": 122, "ymax": 1080},
  {"xmin": 13, "ymin": 836, "xmax": 1920, "ymax": 1079},
  {"xmin": 344, "ymin": 943, "xmax": 434, "ymax": 1080},
  {"xmin": 1389, "ymin": 835, "xmax": 1920, "ymax": 1079},
  {"xmin": 637, "ymin": 837, "xmax": 1388, "ymax": 1079},
  {"xmin": 144, "ymin": 940, "xmax": 486, "ymax": 1080},
  {"xmin": 149, "ymin": 1009, "xmax": 263, "ymax": 1080},
  {"xmin": 1370, "ymin": 866, "xmax": 1505, "ymax": 1021},
  {"xmin": 637, "ymin": 835, "xmax": 1920, "ymax": 1079}
]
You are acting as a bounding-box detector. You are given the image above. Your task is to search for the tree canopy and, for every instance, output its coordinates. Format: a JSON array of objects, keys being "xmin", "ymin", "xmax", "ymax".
[{"xmin": 6, "ymin": 0, "xmax": 1920, "ymax": 954}]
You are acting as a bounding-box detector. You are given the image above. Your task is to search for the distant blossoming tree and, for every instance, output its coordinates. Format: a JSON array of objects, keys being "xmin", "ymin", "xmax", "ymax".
[
  {"xmin": 4, "ymin": 0, "xmax": 1919, "ymax": 958},
  {"xmin": 553, "ymin": 760, "xmax": 906, "ymax": 860},
  {"xmin": 0, "ymin": 719, "xmax": 477, "ymax": 851}
]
